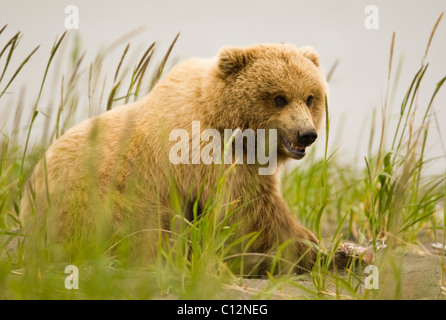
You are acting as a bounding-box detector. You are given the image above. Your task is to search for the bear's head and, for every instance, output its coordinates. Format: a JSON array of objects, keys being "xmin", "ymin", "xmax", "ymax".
[{"xmin": 217, "ymin": 43, "xmax": 327, "ymax": 161}]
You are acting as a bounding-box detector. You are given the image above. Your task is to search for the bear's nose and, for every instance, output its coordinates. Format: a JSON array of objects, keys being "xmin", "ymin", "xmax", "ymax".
[{"xmin": 297, "ymin": 129, "xmax": 317, "ymax": 146}]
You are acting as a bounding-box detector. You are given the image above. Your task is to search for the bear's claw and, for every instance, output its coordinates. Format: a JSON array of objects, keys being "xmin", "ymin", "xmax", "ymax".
[{"xmin": 318, "ymin": 240, "xmax": 386, "ymax": 270}]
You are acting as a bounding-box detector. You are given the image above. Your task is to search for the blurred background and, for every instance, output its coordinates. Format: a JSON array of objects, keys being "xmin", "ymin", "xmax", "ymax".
[{"xmin": 0, "ymin": 0, "xmax": 445, "ymax": 174}]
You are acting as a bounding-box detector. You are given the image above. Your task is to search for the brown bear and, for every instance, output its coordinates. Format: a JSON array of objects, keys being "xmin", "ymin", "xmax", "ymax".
[{"xmin": 20, "ymin": 43, "xmax": 327, "ymax": 273}]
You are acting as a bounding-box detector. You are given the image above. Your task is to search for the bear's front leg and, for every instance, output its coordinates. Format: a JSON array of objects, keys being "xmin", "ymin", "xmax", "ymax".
[
  {"xmin": 231, "ymin": 185, "xmax": 319, "ymax": 275},
  {"xmin": 261, "ymin": 196, "xmax": 318, "ymax": 274}
]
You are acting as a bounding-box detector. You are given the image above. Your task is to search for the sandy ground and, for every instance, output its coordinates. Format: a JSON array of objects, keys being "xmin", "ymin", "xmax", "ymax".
[{"xmin": 220, "ymin": 250, "xmax": 445, "ymax": 299}]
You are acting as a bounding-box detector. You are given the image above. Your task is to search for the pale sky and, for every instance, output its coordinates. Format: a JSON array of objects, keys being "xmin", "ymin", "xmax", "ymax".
[{"xmin": 1, "ymin": 0, "xmax": 445, "ymax": 174}]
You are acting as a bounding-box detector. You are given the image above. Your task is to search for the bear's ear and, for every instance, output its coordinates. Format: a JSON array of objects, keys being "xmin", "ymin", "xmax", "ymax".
[
  {"xmin": 299, "ymin": 46, "xmax": 320, "ymax": 67},
  {"xmin": 218, "ymin": 46, "xmax": 253, "ymax": 78}
]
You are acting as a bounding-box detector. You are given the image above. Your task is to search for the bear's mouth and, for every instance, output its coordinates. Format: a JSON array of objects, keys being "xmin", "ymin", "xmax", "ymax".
[{"xmin": 280, "ymin": 133, "xmax": 306, "ymax": 159}]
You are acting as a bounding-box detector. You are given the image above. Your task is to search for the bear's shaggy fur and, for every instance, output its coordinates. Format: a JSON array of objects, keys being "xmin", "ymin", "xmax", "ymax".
[{"xmin": 21, "ymin": 43, "xmax": 327, "ymax": 273}]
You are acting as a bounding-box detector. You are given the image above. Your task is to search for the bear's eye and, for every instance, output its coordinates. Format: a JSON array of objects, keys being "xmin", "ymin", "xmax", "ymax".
[
  {"xmin": 306, "ymin": 95, "xmax": 314, "ymax": 107},
  {"xmin": 273, "ymin": 95, "xmax": 288, "ymax": 107}
]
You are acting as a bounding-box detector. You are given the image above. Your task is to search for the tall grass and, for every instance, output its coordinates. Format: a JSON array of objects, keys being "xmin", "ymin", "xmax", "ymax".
[{"xmin": 0, "ymin": 14, "xmax": 445, "ymax": 299}]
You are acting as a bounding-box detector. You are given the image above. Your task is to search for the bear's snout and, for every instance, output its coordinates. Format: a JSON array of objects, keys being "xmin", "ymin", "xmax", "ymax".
[{"xmin": 297, "ymin": 129, "xmax": 317, "ymax": 146}]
